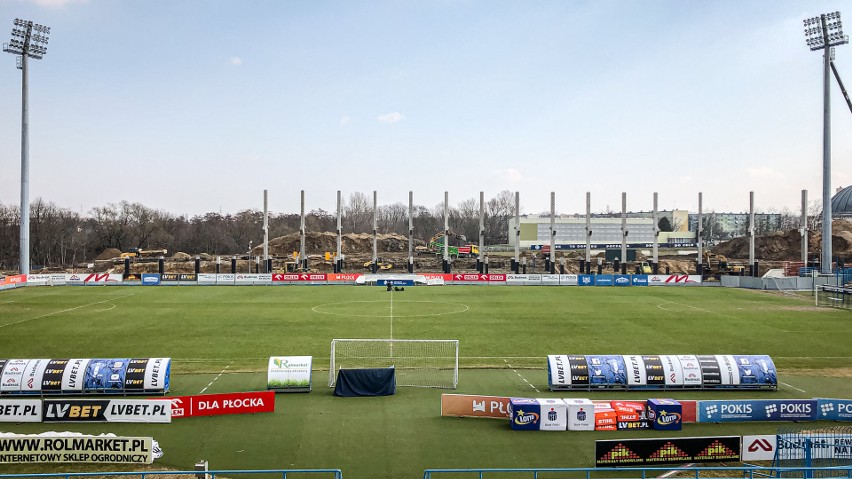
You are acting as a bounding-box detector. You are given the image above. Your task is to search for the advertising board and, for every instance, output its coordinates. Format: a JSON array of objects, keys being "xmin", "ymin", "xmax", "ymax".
[
  {"xmin": 0, "ymin": 435, "xmax": 153, "ymax": 464},
  {"xmin": 0, "ymin": 358, "xmax": 170, "ymax": 396},
  {"xmin": 547, "ymin": 355, "xmax": 776, "ymax": 391},
  {"xmin": 42, "ymin": 399, "xmax": 171, "ymax": 423},
  {"xmin": 594, "ymin": 275, "xmax": 613, "ymax": 286},
  {"xmin": 440, "ymin": 394, "xmax": 511, "ymax": 419},
  {"xmin": 559, "ymin": 274, "xmax": 578, "ymax": 285},
  {"xmin": 742, "ymin": 435, "xmax": 776, "ymax": 461},
  {"xmin": 596, "ymin": 436, "xmax": 741, "ymax": 465},
  {"xmin": 818, "ymin": 398, "xmax": 852, "ymax": 421},
  {"xmin": 166, "ymin": 391, "xmax": 275, "ymax": 418},
  {"xmin": 648, "ymin": 274, "xmax": 702, "ymax": 285},
  {"xmin": 0, "ymin": 399, "xmax": 42, "ymax": 422},
  {"xmin": 267, "ymin": 356, "xmax": 312, "ymax": 392},
  {"xmin": 698, "ymin": 399, "xmax": 818, "ymax": 422}
]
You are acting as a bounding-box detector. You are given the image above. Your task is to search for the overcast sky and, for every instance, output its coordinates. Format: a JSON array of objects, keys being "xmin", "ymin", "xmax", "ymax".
[{"xmin": 1, "ymin": 0, "xmax": 851, "ymax": 217}]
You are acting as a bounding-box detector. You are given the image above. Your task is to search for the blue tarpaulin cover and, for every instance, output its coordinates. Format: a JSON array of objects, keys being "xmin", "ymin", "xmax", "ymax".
[{"xmin": 333, "ymin": 367, "xmax": 396, "ymax": 397}]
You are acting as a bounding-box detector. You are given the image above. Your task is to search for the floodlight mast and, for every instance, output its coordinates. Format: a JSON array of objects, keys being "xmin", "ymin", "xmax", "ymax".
[
  {"xmin": 803, "ymin": 11, "xmax": 848, "ymax": 274},
  {"xmin": 4, "ymin": 19, "xmax": 51, "ymax": 275}
]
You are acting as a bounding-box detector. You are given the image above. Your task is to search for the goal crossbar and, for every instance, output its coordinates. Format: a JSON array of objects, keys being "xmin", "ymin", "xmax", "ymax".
[{"xmin": 329, "ymin": 339, "xmax": 459, "ymax": 389}]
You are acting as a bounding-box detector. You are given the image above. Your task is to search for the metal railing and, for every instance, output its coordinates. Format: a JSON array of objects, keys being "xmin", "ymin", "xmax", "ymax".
[
  {"xmin": 0, "ymin": 470, "xmax": 343, "ymax": 479},
  {"xmin": 422, "ymin": 465, "xmax": 852, "ymax": 479}
]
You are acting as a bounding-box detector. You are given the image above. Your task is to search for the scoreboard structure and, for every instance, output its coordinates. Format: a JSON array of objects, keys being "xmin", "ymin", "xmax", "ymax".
[{"xmin": 547, "ymin": 354, "xmax": 777, "ymax": 391}]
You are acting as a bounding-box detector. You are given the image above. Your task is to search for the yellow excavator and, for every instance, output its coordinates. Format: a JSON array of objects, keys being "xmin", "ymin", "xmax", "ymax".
[
  {"xmin": 120, "ymin": 247, "xmax": 168, "ymax": 259},
  {"xmin": 702, "ymin": 252, "xmax": 745, "ymax": 275},
  {"xmin": 364, "ymin": 258, "xmax": 393, "ymax": 270}
]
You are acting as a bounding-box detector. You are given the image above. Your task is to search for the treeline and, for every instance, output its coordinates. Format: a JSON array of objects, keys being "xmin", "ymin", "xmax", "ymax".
[{"xmin": 0, "ymin": 191, "xmax": 518, "ymax": 270}]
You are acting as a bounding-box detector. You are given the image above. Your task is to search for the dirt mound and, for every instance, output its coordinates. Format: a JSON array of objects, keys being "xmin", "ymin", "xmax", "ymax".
[
  {"xmin": 171, "ymin": 252, "xmax": 192, "ymax": 261},
  {"xmin": 94, "ymin": 248, "xmax": 122, "ymax": 261},
  {"xmin": 714, "ymin": 220, "xmax": 852, "ymax": 261},
  {"xmin": 264, "ymin": 232, "xmax": 412, "ymax": 256}
]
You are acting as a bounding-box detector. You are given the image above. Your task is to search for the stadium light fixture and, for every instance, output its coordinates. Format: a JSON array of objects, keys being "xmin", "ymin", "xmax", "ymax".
[
  {"xmin": 803, "ymin": 11, "xmax": 848, "ymax": 274},
  {"xmin": 3, "ymin": 18, "xmax": 52, "ymax": 275}
]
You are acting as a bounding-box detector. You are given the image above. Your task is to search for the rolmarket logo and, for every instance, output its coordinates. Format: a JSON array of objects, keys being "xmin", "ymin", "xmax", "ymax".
[{"xmin": 272, "ymin": 359, "xmax": 309, "ymax": 370}]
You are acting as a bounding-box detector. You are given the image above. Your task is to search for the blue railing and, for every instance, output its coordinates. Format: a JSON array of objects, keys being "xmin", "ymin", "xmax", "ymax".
[
  {"xmin": 0, "ymin": 470, "xmax": 343, "ymax": 479},
  {"xmin": 422, "ymin": 465, "xmax": 852, "ymax": 479}
]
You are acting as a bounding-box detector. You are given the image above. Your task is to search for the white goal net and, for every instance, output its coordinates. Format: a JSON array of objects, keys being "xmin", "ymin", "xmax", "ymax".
[{"xmin": 329, "ymin": 339, "xmax": 459, "ymax": 389}]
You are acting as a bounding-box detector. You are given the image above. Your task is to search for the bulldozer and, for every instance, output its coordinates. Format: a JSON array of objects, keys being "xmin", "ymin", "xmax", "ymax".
[
  {"xmin": 119, "ymin": 247, "xmax": 168, "ymax": 259},
  {"xmin": 364, "ymin": 258, "xmax": 393, "ymax": 270}
]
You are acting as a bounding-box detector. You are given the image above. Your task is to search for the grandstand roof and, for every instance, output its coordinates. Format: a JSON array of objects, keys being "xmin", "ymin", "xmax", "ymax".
[{"xmin": 832, "ymin": 186, "xmax": 852, "ymax": 217}]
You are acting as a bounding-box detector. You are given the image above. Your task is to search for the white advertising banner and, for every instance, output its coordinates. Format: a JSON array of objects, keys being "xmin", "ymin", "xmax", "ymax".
[
  {"xmin": 234, "ymin": 274, "xmax": 259, "ymax": 285},
  {"xmin": 677, "ymin": 355, "xmax": 703, "ymax": 387},
  {"xmin": 197, "ymin": 274, "xmax": 217, "ymax": 285},
  {"xmin": 559, "ymin": 274, "xmax": 578, "ymax": 285},
  {"xmin": 26, "ymin": 274, "xmax": 51, "ymax": 285},
  {"xmin": 648, "ymin": 274, "xmax": 702, "ymax": 286},
  {"xmin": 61, "ymin": 359, "xmax": 91, "ymax": 392},
  {"xmin": 716, "ymin": 354, "xmax": 741, "ymax": 386},
  {"xmin": 547, "ymin": 355, "xmax": 570, "ymax": 387},
  {"xmin": 103, "ymin": 399, "xmax": 171, "ymax": 423},
  {"xmin": 742, "ymin": 435, "xmax": 776, "ymax": 461},
  {"xmin": 0, "ymin": 435, "xmax": 154, "ymax": 464},
  {"xmin": 505, "ymin": 274, "xmax": 529, "ymax": 285},
  {"xmin": 1, "ymin": 359, "xmax": 29, "ymax": 392},
  {"xmin": 536, "ymin": 397, "xmax": 567, "ymax": 431},
  {"xmin": 143, "ymin": 358, "xmax": 170, "ymax": 390},
  {"xmin": 267, "ymin": 356, "xmax": 312, "ymax": 391},
  {"xmin": 0, "ymin": 399, "xmax": 42, "ymax": 422},
  {"xmin": 20, "ymin": 359, "xmax": 50, "ymax": 393},
  {"xmin": 541, "ymin": 274, "xmax": 560, "ymax": 285},
  {"xmin": 661, "ymin": 355, "xmax": 685, "ymax": 386},
  {"xmin": 623, "ymin": 355, "xmax": 647, "ymax": 386}
]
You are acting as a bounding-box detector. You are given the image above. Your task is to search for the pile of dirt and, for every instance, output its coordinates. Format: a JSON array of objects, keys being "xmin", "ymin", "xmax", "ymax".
[
  {"xmin": 171, "ymin": 252, "xmax": 192, "ymax": 261},
  {"xmin": 94, "ymin": 248, "xmax": 122, "ymax": 261},
  {"xmin": 262, "ymin": 232, "xmax": 414, "ymax": 256},
  {"xmin": 714, "ymin": 220, "xmax": 852, "ymax": 261}
]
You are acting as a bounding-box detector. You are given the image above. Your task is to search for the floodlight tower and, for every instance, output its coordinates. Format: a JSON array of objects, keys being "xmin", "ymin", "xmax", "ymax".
[
  {"xmin": 803, "ymin": 11, "xmax": 848, "ymax": 273},
  {"xmin": 4, "ymin": 19, "xmax": 50, "ymax": 275}
]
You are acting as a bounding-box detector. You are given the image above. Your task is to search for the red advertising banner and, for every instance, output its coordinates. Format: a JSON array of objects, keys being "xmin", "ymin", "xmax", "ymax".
[
  {"xmin": 450, "ymin": 273, "xmax": 507, "ymax": 282},
  {"xmin": 3, "ymin": 274, "xmax": 26, "ymax": 285},
  {"xmin": 420, "ymin": 273, "xmax": 452, "ymax": 281},
  {"xmin": 166, "ymin": 391, "xmax": 275, "ymax": 418},
  {"xmin": 326, "ymin": 273, "xmax": 363, "ymax": 282},
  {"xmin": 272, "ymin": 273, "xmax": 327, "ymax": 282}
]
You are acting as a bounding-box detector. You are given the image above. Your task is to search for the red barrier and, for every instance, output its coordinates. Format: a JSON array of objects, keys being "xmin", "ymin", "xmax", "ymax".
[{"xmin": 166, "ymin": 391, "xmax": 275, "ymax": 418}]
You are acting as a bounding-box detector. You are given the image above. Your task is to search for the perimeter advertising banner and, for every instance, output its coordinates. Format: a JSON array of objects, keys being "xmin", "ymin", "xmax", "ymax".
[
  {"xmin": 596, "ymin": 436, "xmax": 741, "ymax": 465},
  {"xmin": 0, "ymin": 399, "xmax": 42, "ymax": 422},
  {"xmin": 817, "ymin": 398, "xmax": 852, "ymax": 421},
  {"xmin": 0, "ymin": 358, "xmax": 170, "ymax": 395},
  {"xmin": 166, "ymin": 391, "xmax": 275, "ymax": 418},
  {"xmin": 440, "ymin": 394, "xmax": 511, "ymax": 419},
  {"xmin": 698, "ymin": 399, "xmax": 818, "ymax": 422},
  {"xmin": 0, "ymin": 435, "xmax": 154, "ymax": 464},
  {"xmin": 548, "ymin": 355, "xmax": 777, "ymax": 390},
  {"xmin": 42, "ymin": 399, "xmax": 171, "ymax": 423}
]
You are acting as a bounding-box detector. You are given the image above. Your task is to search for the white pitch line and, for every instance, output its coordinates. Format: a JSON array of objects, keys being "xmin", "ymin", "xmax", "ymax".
[
  {"xmin": 0, "ymin": 294, "xmax": 135, "ymax": 329},
  {"xmin": 780, "ymin": 381, "xmax": 807, "ymax": 393},
  {"xmin": 389, "ymin": 289, "xmax": 394, "ymax": 341},
  {"xmin": 200, "ymin": 363, "xmax": 232, "ymax": 394},
  {"xmin": 503, "ymin": 358, "xmax": 540, "ymax": 393}
]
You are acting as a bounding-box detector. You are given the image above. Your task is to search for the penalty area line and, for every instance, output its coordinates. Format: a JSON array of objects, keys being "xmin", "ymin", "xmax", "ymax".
[
  {"xmin": 200, "ymin": 362, "xmax": 232, "ymax": 394},
  {"xmin": 503, "ymin": 358, "xmax": 540, "ymax": 393},
  {"xmin": 780, "ymin": 381, "xmax": 807, "ymax": 393}
]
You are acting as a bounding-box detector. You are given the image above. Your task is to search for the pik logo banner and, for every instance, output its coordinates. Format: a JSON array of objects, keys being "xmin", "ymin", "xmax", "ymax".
[{"xmin": 596, "ymin": 436, "xmax": 740, "ymax": 465}]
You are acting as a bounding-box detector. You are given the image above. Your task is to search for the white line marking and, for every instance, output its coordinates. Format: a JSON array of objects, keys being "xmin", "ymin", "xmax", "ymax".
[
  {"xmin": 93, "ymin": 304, "xmax": 117, "ymax": 313},
  {"xmin": 200, "ymin": 362, "xmax": 232, "ymax": 394},
  {"xmin": 503, "ymin": 358, "xmax": 540, "ymax": 393},
  {"xmin": 0, "ymin": 294, "xmax": 135, "ymax": 329},
  {"xmin": 780, "ymin": 381, "xmax": 807, "ymax": 393},
  {"xmin": 312, "ymin": 300, "xmax": 469, "ymax": 318},
  {"xmin": 389, "ymin": 289, "xmax": 394, "ymax": 341},
  {"xmin": 657, "ymin": 300, "xmax": 739, "ymax": 319}
]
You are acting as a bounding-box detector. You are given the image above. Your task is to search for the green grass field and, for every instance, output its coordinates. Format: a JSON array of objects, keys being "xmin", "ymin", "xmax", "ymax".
[{"xmin": 1, "ymin": 285, "xmax": 851, "ymax": 479}]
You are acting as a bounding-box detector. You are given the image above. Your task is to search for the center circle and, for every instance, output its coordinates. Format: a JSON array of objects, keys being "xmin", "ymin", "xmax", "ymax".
[{"xmin": 312, "ymin": 300, "xmax": 469, "ymax": 318}]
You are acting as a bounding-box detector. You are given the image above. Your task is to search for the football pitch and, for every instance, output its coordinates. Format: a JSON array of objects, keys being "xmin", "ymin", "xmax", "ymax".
[{"xmin": 1, "ymin": 285, "xmax": 851, "ymax": 478}]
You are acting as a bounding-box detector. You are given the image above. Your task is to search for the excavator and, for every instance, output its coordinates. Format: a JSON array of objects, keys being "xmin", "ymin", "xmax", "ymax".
[
  {"xmin": 701, "ymin": 252, "xmax": 745, "ymax": 277},
  {"xmin": 363, "ymin": 258, "xmax": 393, "ymax": 270},
  {"xmin": 417, "ymin": 230, "xmax": 480, "ymax": 258},
  {"xmin": 119, "ymin": 247, "xmax": 168, "ymax": 259}
]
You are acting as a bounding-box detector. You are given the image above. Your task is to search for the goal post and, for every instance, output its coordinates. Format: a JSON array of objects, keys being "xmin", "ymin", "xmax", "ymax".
[{"xmin": 329, "ymin": 339, "xmax": 459, "ymax": 389}]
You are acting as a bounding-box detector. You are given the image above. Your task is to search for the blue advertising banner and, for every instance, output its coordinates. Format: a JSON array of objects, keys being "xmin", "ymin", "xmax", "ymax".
[
  {"xmin": 632, "ymin": 275, "xmax": 649, "ymax": 286},
  {"xmin": 595, "ymin": 275, "xmax": 614, "ymax": 286},
  {"xmin": 578, "ymin": 275, "xmax": 595, "ymax": 286},
  {"xmin": 698, "ymin": 399, "xmax": 818, "ymax": 423},
  {"xmin": 141, "ymin": 274, "xmax": 161, "ymax": 286},
  {"xmin": 375, "ymin": 279, "xmax": 415, "ymax": 286},
  {"xmin": 587, "ymin": 355, "xmax": 627, "ymax": 387},
  {"xmin": 817, "ymin": 398, "xmax": 852, "ymax": 421},
  {"xmin": 732, "ymin": 355, "xmax": 777, "ymax": 388},
  {"xmin": 613, "ymin": 275, "xmax": 631, "ymax": 286}
]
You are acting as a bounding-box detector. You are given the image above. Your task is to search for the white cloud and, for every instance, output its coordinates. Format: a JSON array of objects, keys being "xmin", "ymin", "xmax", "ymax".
[
  {"xmin": 340, "ymin": 116, "xmax": 352, "ymax": 126},
  {"xmin": 377, "ymin": 112, "xmax": 404, "ymax": 124},
  {"xmin": 229, "ymin": 57, "xmax": 243, "ymax": 66},
  {"xmin": 493, "ymin": 168, "xmax": 524, "ymax": 183},
  {"xmin": 747, "ymin": 167, "xmax": 784, "ymax": 179}
]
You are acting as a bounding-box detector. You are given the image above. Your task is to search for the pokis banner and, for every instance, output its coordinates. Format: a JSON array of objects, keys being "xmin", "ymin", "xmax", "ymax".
[
  {"xmin": 547, "ymin": 354, "xmax": 777, "ymax": 390},
  {"xmin": 0, "ymin": 358, "xmax": 171, "ymax": 395},
  {"xmin": 698, "ymin": 399, "xmax": 818, "ymax": 422},
  {"xmin": 817, "ymin": 398, "xmax": 852, "ymax": 421}
]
